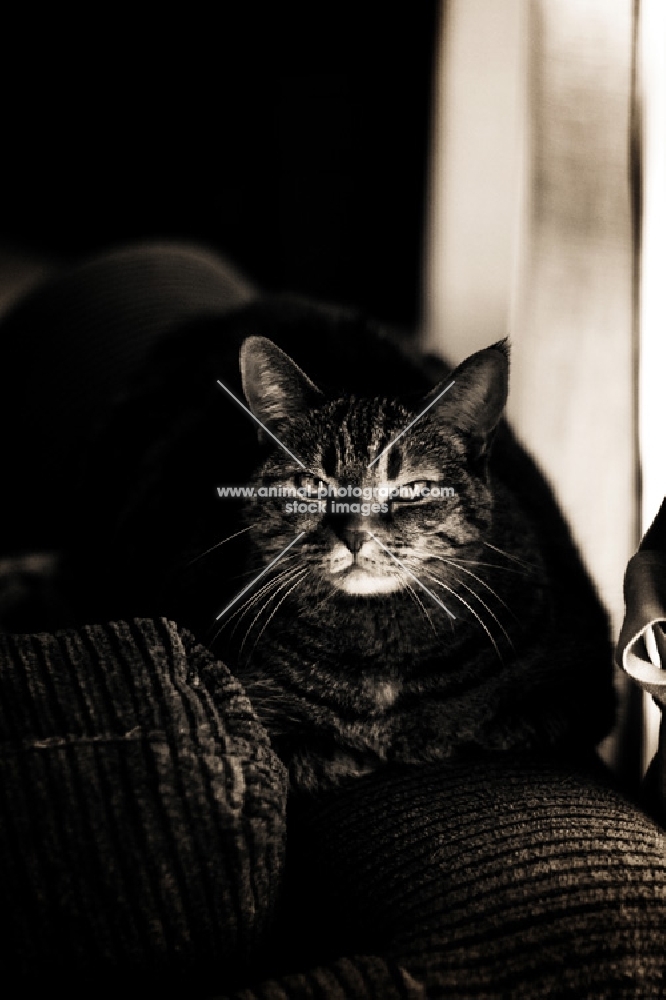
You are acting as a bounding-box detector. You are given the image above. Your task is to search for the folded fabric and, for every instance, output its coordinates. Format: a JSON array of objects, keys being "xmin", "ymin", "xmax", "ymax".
[
  {"xmin": 616, "ymin": 496, "xmax": 666, "ymax": 821},
  {"xmin": 617, "ymin": 497, "xmax": 666, "ymax": 698},
  {"xmin": 0, "ymin": 617, "xmax": 288, "ymax": 997}
]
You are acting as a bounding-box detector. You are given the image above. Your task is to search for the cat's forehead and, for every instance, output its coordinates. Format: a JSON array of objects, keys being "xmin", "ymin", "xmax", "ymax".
[
  {"xmin": 319, "ymin": 397, "xmax": 407, "ymax": 464},
  {"xmin": 310, "ymin": 396, "xmax": 453, "ymax": 477},
  {"xmin": 334, "ymin": 395, "xmax": 406, "ymax": 438}
]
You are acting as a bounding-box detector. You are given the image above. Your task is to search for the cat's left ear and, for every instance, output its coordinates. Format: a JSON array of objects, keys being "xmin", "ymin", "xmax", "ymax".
[
  {"xmin": 423, "ymin": 339, "xmax": 509, "ymax": 448},
  {"xmin": 240, "ymin": 336, "xmax": 324, "ymax": 432}
]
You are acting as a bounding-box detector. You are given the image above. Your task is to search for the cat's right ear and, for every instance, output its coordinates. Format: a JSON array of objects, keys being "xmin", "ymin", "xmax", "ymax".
[
  {"xmin": 422, "ymin": 339, "xmax": 509, "ymax": 454},
  {"xmin": 240, "ymin": 336, "xmax": 323, "ymax": 434}
]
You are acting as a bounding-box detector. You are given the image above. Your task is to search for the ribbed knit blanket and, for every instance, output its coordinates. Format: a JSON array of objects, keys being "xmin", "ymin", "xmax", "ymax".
[{"xmin": 2, "ymin": 616, "xmax": 666, "ymax": 998}]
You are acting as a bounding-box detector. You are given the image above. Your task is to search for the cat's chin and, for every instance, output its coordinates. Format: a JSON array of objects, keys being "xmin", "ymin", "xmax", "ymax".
[{"xmin": 333, "ymin": 568, "xmax": 404, "ymax": 597}]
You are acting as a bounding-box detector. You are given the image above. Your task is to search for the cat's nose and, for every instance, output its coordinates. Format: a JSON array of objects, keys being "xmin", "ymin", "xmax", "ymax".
[{"xmin": 340, "ymin": 528, "xmax": 365, "ymax": 554}]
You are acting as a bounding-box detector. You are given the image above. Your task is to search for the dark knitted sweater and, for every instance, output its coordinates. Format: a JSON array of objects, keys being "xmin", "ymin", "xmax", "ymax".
[{"xmin": 1, "ymin": 616, "xmax": 666, "ymax": 998}]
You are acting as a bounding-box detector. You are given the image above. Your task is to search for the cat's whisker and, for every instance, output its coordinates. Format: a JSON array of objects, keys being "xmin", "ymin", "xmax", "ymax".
[
  {"xmin": 483, "ymin": 541, "xmax": 539, "ymax": 572},
  {"xmin": 303, "ymin": 585, "xmax": 338, "ymax": 618},
  {"xmin": 206, "ymin": 610, "xmax": 244, "ymax": 651},
  {"xmin": 403, "ymin": 577, "xmax": 438, "ymax": 635},
  {"xmin": 206, "ymin": 623, "xmax": 226, "ymax": 650},
  {"xmin": 441, "ymin": 558, "xmax": 529, "ymax": 577},
  {"xmin": 446, "ymin": 573, "xmax": 514, "ymax": 649},
  {"xmin": 185, "ymin": 523, "xmax": 258, "ymax": 567},
  {"xmin": 231, "ymin": 566, "xmax": 304, "ymax": 638},
  {"xmin": 424, "ymin": 572, "xmax": 503, "ymax": 661},
  {"xmin": 209, "ymin": 565, "xmax": 299, "ymax": 649},
  {"xmin": 237, "ymin": 572, "xmax": 308, "ymax": 661},
  {"xmin": 224, "ymin": 552, "xmax": 301, "ymax": 585},
  {"xmin": 429, "ymin": 556, "xmax": 518, "ymax": 620},
  {"xmin": 219, "ymin": 568, "xmax": 293, "ymax": 635},
  {"xmin": 226, "ymin": 548, "xmax": 302, "ymax": 593},
  {"xmin": 229, "ymin": 563, "xmax": 298, "ymax": 618},
  {"xmin": 244, "ymin": 571, "xmax": 310, "ymax": 665},
  {"xmin": 209, "ymin": 582, "xmax": 279, "ymax": 649},
  {"xmin": 238, "ymin": 568, "xmax": 309, "ymax": 655}
]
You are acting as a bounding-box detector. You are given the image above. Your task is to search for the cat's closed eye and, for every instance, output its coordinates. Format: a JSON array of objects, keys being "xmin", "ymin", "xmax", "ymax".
[
  {"xmin": 393, "ymin": 481, "xmax": 445, "ymax": 501},
  {"xmin": 293, "ymin": 472, "xmax": 324, "ymax": 493}
]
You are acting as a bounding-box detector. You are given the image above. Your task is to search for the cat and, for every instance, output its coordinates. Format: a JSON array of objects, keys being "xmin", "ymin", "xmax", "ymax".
[{"xmin": 72, "ymin": 295, "xmax": 615, "ymax": 792}]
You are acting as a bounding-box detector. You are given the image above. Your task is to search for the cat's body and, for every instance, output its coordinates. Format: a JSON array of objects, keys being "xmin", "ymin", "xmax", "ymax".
[{"xmin": 73, "ymin": 296, "xmax": 615, "ymax": 791}]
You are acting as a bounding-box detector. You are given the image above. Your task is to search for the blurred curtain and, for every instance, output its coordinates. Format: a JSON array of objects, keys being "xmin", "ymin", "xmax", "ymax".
[
  {"xmin": 424, "ymin": 0, "xmax": 637, "ymax": 774},
  {"xmin": 615, "ymin": 0, "xmax": 666, "ymax": 809}
]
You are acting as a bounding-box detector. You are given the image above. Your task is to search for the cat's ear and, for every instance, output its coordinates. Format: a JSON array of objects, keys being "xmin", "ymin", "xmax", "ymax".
[
  {"xmin": 424, "ymin": 339, "xmax": 509, "ymax": 442},
  {"xmin": 240, "ymin": 336, "xmax": 324, "ymax": 430}
]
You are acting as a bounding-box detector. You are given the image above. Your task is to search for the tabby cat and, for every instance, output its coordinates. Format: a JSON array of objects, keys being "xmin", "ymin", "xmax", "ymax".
[{"xmin": 77, "ymin": 296, "xmax": 614, "ymax": 791}]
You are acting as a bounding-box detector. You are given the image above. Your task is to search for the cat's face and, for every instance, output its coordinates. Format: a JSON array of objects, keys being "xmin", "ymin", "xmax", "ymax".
[{"xmin": 239, "ymin": 337, "xmax": 508, "ymax": 602}]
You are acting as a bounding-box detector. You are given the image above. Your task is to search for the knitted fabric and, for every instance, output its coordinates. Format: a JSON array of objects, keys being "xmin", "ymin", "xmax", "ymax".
[
  {"xmin": 0, "ymin": 617, "xmax": 287, "ymax": 997},
  {"xmin": 246, "ymin": 755, "xmax": 666, "ymax": 998},
  {"xmin": 1, "ymin": 617, "xmax": 666, "ymax": 997}
]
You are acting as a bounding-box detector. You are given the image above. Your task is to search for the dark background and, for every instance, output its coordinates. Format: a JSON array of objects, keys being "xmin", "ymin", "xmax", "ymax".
[{"xmin": 1, "ymin": 5, "xmax": 440, "ymax": 329}]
